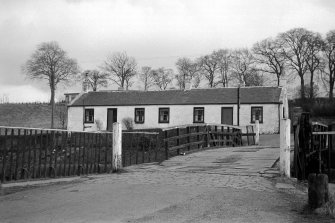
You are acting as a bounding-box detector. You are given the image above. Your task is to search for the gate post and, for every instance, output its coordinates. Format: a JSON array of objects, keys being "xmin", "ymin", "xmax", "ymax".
[
  {"xmin": 280, "ymin": 118, "xmax": 291, "ymax": 177},
  {"xmin": 112, "ymin": 122, "xmax": 122, "ymax": 172},
  {"xmin": 255, "ymin": 120, "xmax": 260, "ymax": 145}
]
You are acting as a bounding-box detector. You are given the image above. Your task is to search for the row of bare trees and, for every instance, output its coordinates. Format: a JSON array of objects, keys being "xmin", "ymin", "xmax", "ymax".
[
  {"xmin": 22, "ymin": 28, "xmax": 335, "ymax": 128},
  {"xmin": 135, "ymin": 28, "xmax": 334, "ymax": 100}
]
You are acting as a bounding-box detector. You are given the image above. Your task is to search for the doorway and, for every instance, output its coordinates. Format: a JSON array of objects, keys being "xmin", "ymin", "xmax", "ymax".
[
  {"xmin": 221, "ymin": 107, "xmax": 233, "ymax": 125},
  {"xmin": 107, "ymin": 108, "xmax": 117, "ymax": 131}
]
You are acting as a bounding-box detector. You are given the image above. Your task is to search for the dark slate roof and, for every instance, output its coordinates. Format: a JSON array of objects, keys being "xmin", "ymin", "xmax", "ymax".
[{"xmin": 69, "ymin": 87, "xmax": 282, "ymax": 107}]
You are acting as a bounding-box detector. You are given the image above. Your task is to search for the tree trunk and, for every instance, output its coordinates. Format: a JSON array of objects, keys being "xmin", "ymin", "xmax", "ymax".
[
  {"xmin": 309, "ymin": 71, "xmax": 314, "ymax": 99},
  {"xmin": 50, "ymin": 85, "xmax": 55, "ymax": 129},
  {"xmin": 300, "ymin": 76, "xmax": 305, "ymax": 100},
  {"xmin": 330, "ymin": 80, "xmax": 334, "ymax": 100}
]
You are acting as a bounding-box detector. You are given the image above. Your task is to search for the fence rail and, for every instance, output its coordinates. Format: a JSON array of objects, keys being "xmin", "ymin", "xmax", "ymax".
[
  {"xmin": 163, "ymin": 124, "xmax": 255, "ymax": 158},
  {"xmin": 0, "ymin": 127, "xmax": 113, "ymax": 183}
]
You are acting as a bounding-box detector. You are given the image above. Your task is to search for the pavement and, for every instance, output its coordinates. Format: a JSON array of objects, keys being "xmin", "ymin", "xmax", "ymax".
[{"xmin": 0, "ymin": 135, "xmax": 334, "ymax": 223}]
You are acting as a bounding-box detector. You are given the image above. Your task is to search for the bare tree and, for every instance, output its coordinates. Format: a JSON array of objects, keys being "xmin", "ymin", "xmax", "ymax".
[
  {"xmin": 152, "ymin": 67, "xmax": 173, "ymax": 90},
  {"xmin": 82, "ymin": 70, "xmax": 108, "ymax": 91},
  {"xmin": 23, "ymin": 41, "xmax": 79, "ymax": 128},
  {"xmin": 0, "ymin": 94, "xmax": 9, "ymax": 104},
  {"xmin": 215, "ymin": 49, "xmax": 231, "ymax": 87},
  {"xmin": 252, "ymin": 38, "xmax": 285, "ymax": 86},
  {"xmin": 230, "ymin": 49, "xmax": 262, "ymax": 86},
  {"xmin": 102, "ymin": 52, "xmax": 137, "ymax": 90},
  {"xmin": 138, "ymin": 66, "xmax": 154, "ymax": 90},
  {"xmin": 304, "ymin": 32, "xmax": 324, "ymax": 99},
  {"xmin": 175, "ymin": 57, "xmax": 200, "ymax": 89},
  {"xmin": 321, "ymin": 30, "xmax": 335, "ymax": 100},
  {"xmin": 198, "ymin": 52, "xmax": 220, "ymax": 88},
  {"xmin": 278, "ymin": 28, "xmax": 311, "ymax": 99}
]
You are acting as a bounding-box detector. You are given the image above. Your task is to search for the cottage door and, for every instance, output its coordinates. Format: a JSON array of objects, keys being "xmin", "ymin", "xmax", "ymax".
[
  {"xmin": 221, "ymin": 107, "xmax": 233, "ymax": 125},
  {"xmin": 107, "ymin": 108, "xmax": 117, "ymax": 131}
]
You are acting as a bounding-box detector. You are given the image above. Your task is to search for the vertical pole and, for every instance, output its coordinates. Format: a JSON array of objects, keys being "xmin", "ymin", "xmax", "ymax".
[
  {"xmin": 328, "ymin": 124, "xmax": 333, "ymax": 177},
  {"xmin": 9, "ymin": 129, "xmax": 14, "ymax": 181},
  {"xmin": 237, "ymin": 86, "xmax": 240, "ymax": 126},
  {"xmin": 112, "ymin": 122, "xmax": 122, "ymax": 172},
  {"xmin": 1, "ymin": 128, "xmax": 7, "ymax": 183},
  {"xmin": 186, "ymin": 127, "xmax": 190, "ymax": 151},
  {"xmin": 196, "ymin": 126, "xmax": 200, "ymax": 149},
  {"xmin": 280, "ymin": 119, "xmax": 291, "ymax": 177},
  {"xmin": 255, "ymin": 120, "xmax": 260, "ymax": 145},
  {"xmin": 165, "ymin": 131, "xmax": 169, "ymax": 160},
  {"xmin": 62, "ymin": 132, "xmax": 67, "ymax": 177},
  {"xmin": 176, "ymin": 128, "xmax": 180, "ymax": 155},
  {"xmin": 33, "ymin": 130, "xmax": 37, "ymax": 178},
  {"xmin": 27, "ymin": 129, "xmax": 32, "ymax": 178}
]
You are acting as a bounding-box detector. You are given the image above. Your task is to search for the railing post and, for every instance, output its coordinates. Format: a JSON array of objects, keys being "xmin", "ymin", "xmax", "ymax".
[
  {"xmin": 112, "ymin": 122, "xmax": 122, "ymax": 172},
  {"xmin": 280, "ymin": 118, "xmax": 291, "ymax": 177},
  {"xmin": 255, "ymin": 120, "xmax": 260, "ymax": 145},
  {"xmin": 186, "ymin": 127, "xmax": 190, "ymax": 151},
  {"xmin": 164, "ymin": 131, "xmax": 169, "ymax": 160},
  {"xmin": 176, "ymin": 128, "xmax": 180, "ymax": 155}
]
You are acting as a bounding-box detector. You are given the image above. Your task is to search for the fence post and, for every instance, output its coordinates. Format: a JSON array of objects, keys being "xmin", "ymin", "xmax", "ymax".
[
  {"xmin": 112, "ymin": 122, "xmax": 122, "ymax": 172},
  {"xmin": 280, "ymin": 118, "xmax": 291, "ymax": 177},
  {"xmin": 255, "ymin": 120, "xmax": 260, "ymax": 145}
]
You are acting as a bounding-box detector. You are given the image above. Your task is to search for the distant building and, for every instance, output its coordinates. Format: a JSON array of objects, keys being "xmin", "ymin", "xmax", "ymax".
[
  {"xmin": 66, "ymin": 86, "xmax": 288, "ymax": 134},
  {"xmin": 64, "ymin": 93, "xmax": 79, "ymax": 104}
]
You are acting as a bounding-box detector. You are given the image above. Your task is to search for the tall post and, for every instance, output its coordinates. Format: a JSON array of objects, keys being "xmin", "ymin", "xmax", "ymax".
[
  {"xmin": 255, "ymin": 120, "xmax": 260, "ymax": 145},
  {"xmin": 112, "ymin": 122, "xmax": 122, "ymax": 172},
  {"xmin": 237, "ymin": 86, "xmax": 240, "ymax": 126},
  {"xmin": 280, "ymin": 118, "xmax": 291, "ymax": 177}
]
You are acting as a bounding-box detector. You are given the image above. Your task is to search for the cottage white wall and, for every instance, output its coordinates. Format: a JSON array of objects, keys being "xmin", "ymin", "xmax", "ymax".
[
  {"xmin": 67, "ymin": 104, "xmax": 280, "ymax": 134},
  {"xmin": 239, "ymin": 104, "xmax": 280, "ymax": 134},
  {"xmin": 67, "ymin": 107, "xmax": 84, "ymax": 131}
]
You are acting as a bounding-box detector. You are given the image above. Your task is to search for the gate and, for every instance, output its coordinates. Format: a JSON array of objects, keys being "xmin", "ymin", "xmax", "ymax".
[{"xmin": 294, "ymin": 113, "xmax": 335, "ymax": 181}]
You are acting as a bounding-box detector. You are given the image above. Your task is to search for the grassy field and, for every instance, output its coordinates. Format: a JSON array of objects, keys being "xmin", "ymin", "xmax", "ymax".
[{"xmin": 0, "ymin": 103, "xmax": 67, "ymax": 129}]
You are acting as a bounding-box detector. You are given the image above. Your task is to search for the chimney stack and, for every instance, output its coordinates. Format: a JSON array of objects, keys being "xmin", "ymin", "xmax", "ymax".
[{"xmin": 82, "ymin": 79, "xmax": 90, "ymax": 93}]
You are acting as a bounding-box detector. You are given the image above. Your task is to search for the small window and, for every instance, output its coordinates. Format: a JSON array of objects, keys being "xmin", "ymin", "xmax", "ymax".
[
  {"xmin": 134, "ymin": 108, "xmax": 145, "ymax": 124},
  {"xmin": 251, "ymin": 107, "xmax": 263, "ymax": 123},
  {"xmin": 159, "ymin": 108, "xmax": 169, "ymax": 123},
  {"xmin": 193, "ymin": 107, "xmax": 204, "ymax": 123},
  {"xmin": 84, "ymin": 109, "xmax": 94, "ymax": 123}
]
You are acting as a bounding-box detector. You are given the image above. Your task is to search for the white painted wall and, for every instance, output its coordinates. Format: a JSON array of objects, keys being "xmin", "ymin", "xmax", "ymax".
[
  {"xmin": 67, "ymin": 103, "xmax": 281, "ymax": 134},
  {"xmin": 67, "ymin": 107, "xmax": 84, "ymax": 131},
  {"xmin": 240, "ymin": 104, "xmax": 280, "ymax": 134}
]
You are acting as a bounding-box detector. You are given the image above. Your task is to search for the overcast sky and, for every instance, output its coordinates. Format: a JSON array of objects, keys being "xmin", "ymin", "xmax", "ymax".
[{"xmin": 0, "ymin": 0, "xmax": 334, "ymax": 102}]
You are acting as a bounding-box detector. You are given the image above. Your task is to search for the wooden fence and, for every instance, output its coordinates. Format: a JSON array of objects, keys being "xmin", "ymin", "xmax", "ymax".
[
  {"xmin": 294, "ymin": 113, "xmax": 335, "ymax": 181},
  {"xmin": 163, "ymin": 124, "xmax": 255, "ymax": 158},
  {"xmin": 0, "ymin": 127, "xmax": 113, "ymax": 183},
  {"xmin": 1, "ymin": 123, "xmax": 256, "ymax": 183}
]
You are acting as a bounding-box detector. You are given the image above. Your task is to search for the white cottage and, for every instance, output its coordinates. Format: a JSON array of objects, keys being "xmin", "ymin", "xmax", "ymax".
[{"xmin": 67, "ymin": 86, "xmax": 288, "ymax": 134}]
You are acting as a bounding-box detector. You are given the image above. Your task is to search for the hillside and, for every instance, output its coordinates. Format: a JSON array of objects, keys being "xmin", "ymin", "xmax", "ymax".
[{"xmin": 0, "ymin": 103, "xmax": 67, "ymax": 129}]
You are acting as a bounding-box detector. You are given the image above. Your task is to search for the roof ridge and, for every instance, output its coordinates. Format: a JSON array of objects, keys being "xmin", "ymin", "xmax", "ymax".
[{"xmin": 83, "ymin": 86, "xmax": 280, "ymax": 94}]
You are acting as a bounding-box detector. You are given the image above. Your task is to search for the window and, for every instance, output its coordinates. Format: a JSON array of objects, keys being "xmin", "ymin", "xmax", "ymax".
[
  {"xmin": 84, "ymin": 109, "xmax": 94, "ymax": 123},
  {"xmin": 159, "ymin": 108, "xmax": 170, "ymax": 123},
  {"xmin": 193, "ymin": 107, "xmax": 204, "ymax": 123},
  {"xmin": 134, "ymin": 108, "xmax": 145, "ymax": 124},
  {"xmin": 251, "ymin": 107, "xmax": 263, "ymax": 123}
]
